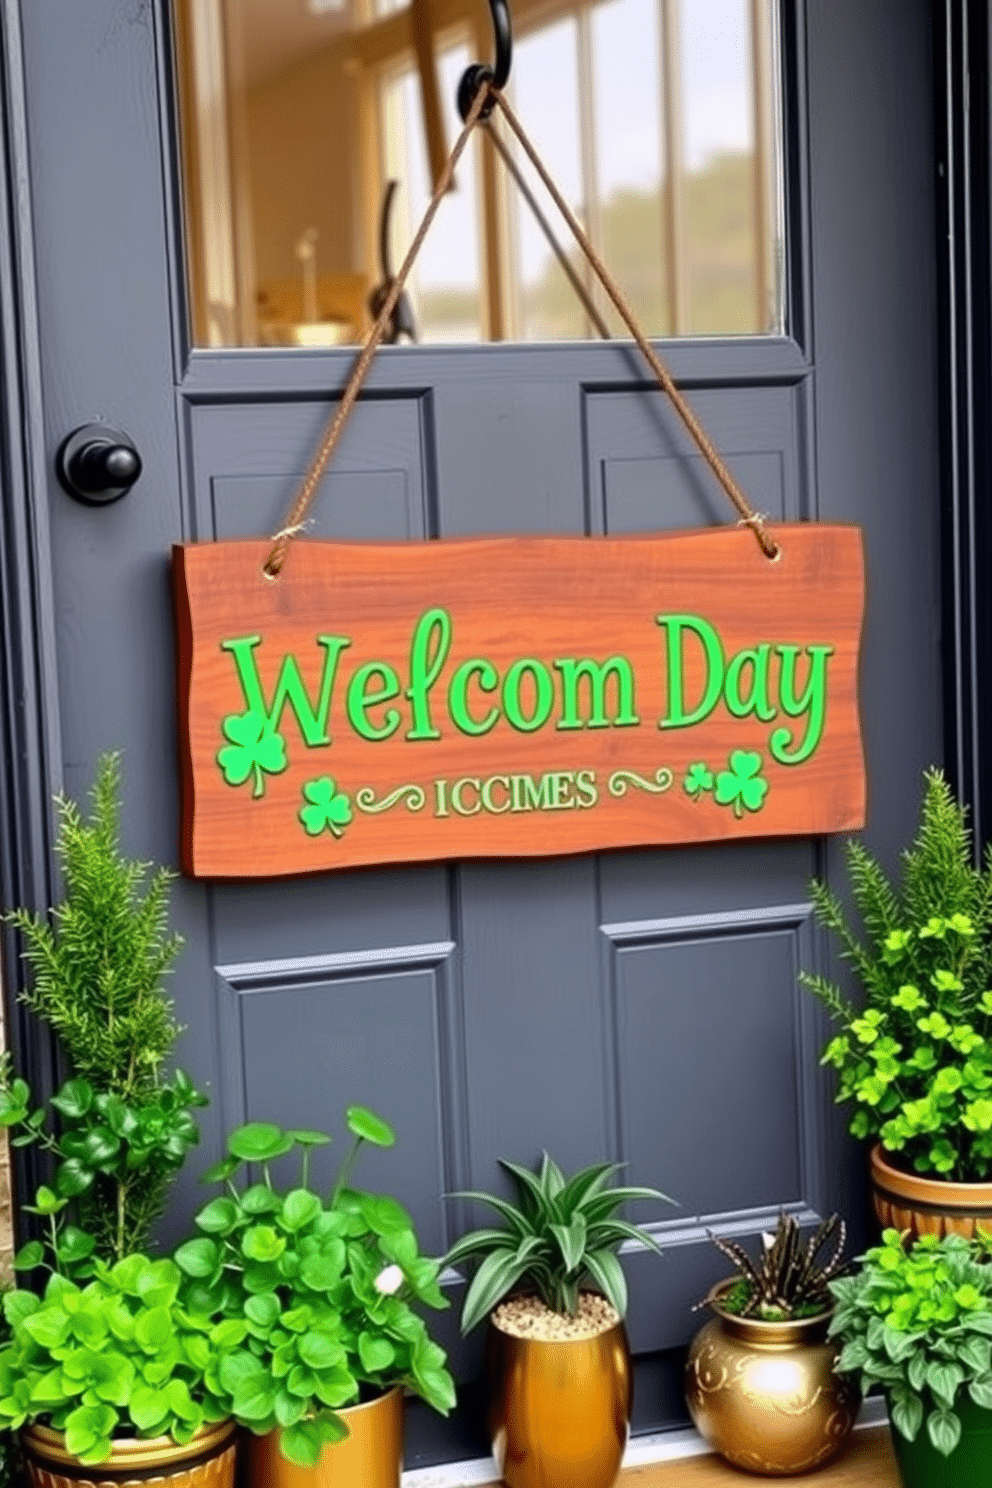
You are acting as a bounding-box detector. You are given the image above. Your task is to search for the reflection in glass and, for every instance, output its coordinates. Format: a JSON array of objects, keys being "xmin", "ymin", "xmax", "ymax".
[{"xmin": 173, "ymin": 0, "xmax": 784, "ymax": 348}]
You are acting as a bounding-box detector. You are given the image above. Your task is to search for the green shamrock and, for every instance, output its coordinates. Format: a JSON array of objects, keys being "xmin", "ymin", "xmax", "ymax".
[
  {"xmin": 217, "ymin": 711, "xmax": 287, "ymax": 799},
  {"xmin": 300, "ymin": 777, "xmax": 353, "ymax": 839},
  {"xmin": 683, "ymin": 762, "xmax": 714, "ymax": 799},
  {"xmin": 714, "ymin": 750, "xmax": 768, "ymax": 818}
]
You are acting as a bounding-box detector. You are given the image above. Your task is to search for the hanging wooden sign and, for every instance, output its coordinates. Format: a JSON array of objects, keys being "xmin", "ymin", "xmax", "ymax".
[{"xmin": 172, "ymin": 524, "xmax": 865, "ymax": 878}]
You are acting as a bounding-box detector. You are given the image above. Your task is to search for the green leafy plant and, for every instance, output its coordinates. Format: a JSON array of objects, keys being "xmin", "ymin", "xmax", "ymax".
[
  {"xmin": 442, "ymin": 1152, "xmax": 674, "ymax": 1333},
  {"xmin": 829, "ymin": 1230, "xmax": 992, "ymax": 1458},
  {"xmin": 0, "ymin": 1253, "xmax": 241, "ymax": 1464},
  {"xmin": 699, "ymin": 1213, "xmax": 848, "ymax": 1321},
  {"xmin": 175, "ymin": 1106, "xmax": 455, "ymax": 1467},
  {"xmin": 2, "ymin": 753, "xmax": 206, "ymax": 1258},
  {"xmin": 0, "ymin": 1065, "xmax": 206, "ymax": 1281},
  {"xmin": 802, "ymin": 769, "xmax": 992, "ymax": 1181}
]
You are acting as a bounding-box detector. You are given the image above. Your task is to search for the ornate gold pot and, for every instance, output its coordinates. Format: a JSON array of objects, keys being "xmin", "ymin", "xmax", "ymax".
[
  {"xmin": 870, "ymin": 1143, "xmax": 992, "ymax": 1241},
  {"xmin": 247, "ymin": 1386, "xmax": 403, "ymax": 1488},
  {"xmin": 22, "ymin": 1419, "xmax": 236, "ymax": 1487},
  {"xmin": 484, "ymin": 1310, "xmax": 632, "ymax": 1488},
  {"xmin": 685, "ymin": 1284, "xmax": 857, "ymax": 1477}
]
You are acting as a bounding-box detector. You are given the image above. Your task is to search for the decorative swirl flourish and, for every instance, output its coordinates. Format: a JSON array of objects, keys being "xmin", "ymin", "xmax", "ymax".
[
  {"xmin": 355, "ymin": 783, "xmax": 427, "ymax": 815},
  {"xmin": 608, "ymin": 767, "xmax": 674, "ymax": 799}
]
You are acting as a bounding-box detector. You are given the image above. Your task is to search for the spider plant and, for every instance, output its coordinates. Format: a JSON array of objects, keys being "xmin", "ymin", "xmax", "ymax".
[{"xmin": 442, "ymin": 1152, "xmax": 674, "ymax": 1333}]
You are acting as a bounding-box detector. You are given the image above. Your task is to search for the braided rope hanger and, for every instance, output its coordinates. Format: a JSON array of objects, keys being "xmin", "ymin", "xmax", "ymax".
[{"xmin": 264, "ymin": 73, "xmax": 779, "ymax": 578}]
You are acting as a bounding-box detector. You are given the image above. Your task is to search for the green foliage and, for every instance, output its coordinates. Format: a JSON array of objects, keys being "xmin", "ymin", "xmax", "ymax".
[
  {"xmin": 443, "ymin": 1153, "xmax": 674, "ymax": 1333},
  {"xmin": 0, "ymin": 1068, "xmax": 206, "ymax": 1282},
  {"xmin": 0, "ymin": 1255, "xmax": 238, "ymax": 1464},
  {"xmin": 3, "ymin": 754, "xmax": 200, "ymax": 1257},
  {"xmin": 176, "ymin": 1107, "xmax": 455, "ymax": 1467},
  {"xmin": 829, "ymin": 1231, "xmax": 992, "ymax": 1458},
  {"xmin": 802, "ymin": 769, "xmax": 992, "ymax": 1180},
  {"xmin": 702, "ymin": 1213, "xmax": 848, "ymax": 1322}
]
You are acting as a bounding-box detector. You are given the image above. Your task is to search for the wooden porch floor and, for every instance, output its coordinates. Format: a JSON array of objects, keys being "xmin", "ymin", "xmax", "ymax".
[
  {"xmin": 477, "ymin": 1428, "xmax": 900, "ymax": 1487},
  {"xmin": 617, "ymin": 1430, "xmax": 898, "ymax": 1487}
]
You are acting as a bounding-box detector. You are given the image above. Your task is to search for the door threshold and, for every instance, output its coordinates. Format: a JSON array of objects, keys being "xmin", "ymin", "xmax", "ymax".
[{"xmin": 402, "ymin": 1398, "xmax": 888, "ymax": 1487}]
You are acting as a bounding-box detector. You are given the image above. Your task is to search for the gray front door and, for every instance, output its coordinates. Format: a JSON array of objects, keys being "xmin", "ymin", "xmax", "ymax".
[{"xmin": 0, "ymin": 0, "xmax": 942, "ymax": 1466}]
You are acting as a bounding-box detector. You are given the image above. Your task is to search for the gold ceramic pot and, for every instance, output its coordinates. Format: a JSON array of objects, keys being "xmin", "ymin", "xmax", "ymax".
[
  {"xmin": 247, "ymin": 1386, "xmax": 403, "ymax": 1488},
  {"xmin": 22, "ymin": 1419, "xmax": 236, "ymax": 1487},
  {"xmin": 685, "ymin": 1284, "xmax": 857, "ymax": 1477},
  {"xmin": 870, "ymin": 1143, "xmax": 992, "ymax": 1240},
  {"xmin": 484, "ymin": 1312, "xmax": 632, "ymax": 1488}
]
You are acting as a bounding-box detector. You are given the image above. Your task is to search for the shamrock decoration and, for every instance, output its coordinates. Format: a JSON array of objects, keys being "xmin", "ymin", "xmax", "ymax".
[
  {"xmin": 300, "ymin": 777, "xmax": 353, "ymax": 838},
  {"xmin": 683, "ymin": 762, "xmax": 714, "ymax": 799},
  {"xmin": 714, "ymin": 750, "xmax": 768, "ymax": 818},
  {"xmin": 217, "ymin": 710, "xmax": 287, "ymax": 798}
]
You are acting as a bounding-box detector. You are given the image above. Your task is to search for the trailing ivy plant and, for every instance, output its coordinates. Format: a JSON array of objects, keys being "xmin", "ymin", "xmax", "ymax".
[
  {"xmin": 443, "ymin": 1152, "xmax": 674, "ymax": 1333},
  {"xmin": 2, "ymin": 753, "xmax": 207, "ymax": 1259},
  {"xmin": 0, "ymin": 1253, "xmax": 242, "ymax": 1465},
  {"xmin": 802, "ymin": 769, "xmax": 992, "ymax": 1181},
  {"xmin": 175, "ymin": 1107, "xmax": 455, "ymax": 1468},
  {"xmin": 829, "ymin": 1230, "xmax": 992, "ymax": 1458}
]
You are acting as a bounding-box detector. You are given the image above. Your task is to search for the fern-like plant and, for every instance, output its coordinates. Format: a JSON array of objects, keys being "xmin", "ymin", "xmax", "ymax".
[
  {"xmin": 2, "ymin": 753, "xmax": 206, "ymax": 1259},
  {"xmin": 802, "ymin": 768, "xmax": 992, "ymax": 1181}
]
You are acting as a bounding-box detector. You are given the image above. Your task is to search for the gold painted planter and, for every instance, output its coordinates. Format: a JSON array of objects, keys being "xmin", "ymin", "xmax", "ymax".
[
  {"xmin": 22, "ymin": 1419, "xmax": 236, "ymax": 1487},
  {"xmin": 685, "ymin": 1285, "xmax": 857, "ymax": 1477},
  {"xmin": 247, "ymin": 1386, "xmax": 403, "ymax": 1488},
  {"xmin": 870, "ymin": 1143, "xmax": 992, "ymax": 1240},
  {"xmin": 483, "ymin": 1312, "xmax": 632, "ymax": 1488}
]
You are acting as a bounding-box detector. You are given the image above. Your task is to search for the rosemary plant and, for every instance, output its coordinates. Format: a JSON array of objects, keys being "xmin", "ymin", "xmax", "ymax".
[{"xmin": 2, "ymin": 754, "xmax": 206, "ymax": 1260}]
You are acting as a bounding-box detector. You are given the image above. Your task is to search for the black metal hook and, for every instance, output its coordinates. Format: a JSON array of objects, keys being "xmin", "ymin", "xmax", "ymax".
[
  {"xmin": 367, "ymin": 180, "xmax": 418, "ymax": 344},
  {"xmin": 457, "ymin": 0, "xmax": 512, "ymax": 121}
]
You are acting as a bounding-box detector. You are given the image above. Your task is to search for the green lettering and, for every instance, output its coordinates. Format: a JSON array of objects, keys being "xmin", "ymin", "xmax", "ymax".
[
  {"xmin": 449, "ymin": 658, "xmax": 500, "ymax": 736},
  {"xmin": 451, "ymin": 777, "xmax": 481, "ymax": 816},
  {"xmin": 346, "ymin": 663, "xmax": 401, "ymax": 741},
  {"xmin": 770, "ymin": 645, "xmax": 834, "ymax": 765},
  {"xmin": 406, "ymin": 608, "xmax": 451, "ymax": 741},
  {"xmin": 548, "ymin": 772, "xmax": 575, "ymax": 809},
  {"xmin": 657, "ymin": 615, "xmax": 724, "ymax": 729},
  {"xmin": 510, "ymin": 773, "xmax": 553, "ymax": 811},
  {"xmin": 481, "ymin": 775, "xmax": 511, "ymax": 814},
  {"xmin": 221, "ymin": 633, "xmax": 351, "ymax": 746},
  {"xmin": 503, "ymin": 660, "xmax": 554, "ymax": 733},
  {"xmin": 434, "ymin": 779, "xmax": 450, "ymax": 817},
  {"xmin": 575, "ymin": 769, "xmax": 598, "ymax": 808},
  {"xmin": 554, "ymin": 657, "xmax": 639, "ymax": 730},
  {"xmin": 724, "ymin": 645, "xmax": 777, "ymax": 721}
]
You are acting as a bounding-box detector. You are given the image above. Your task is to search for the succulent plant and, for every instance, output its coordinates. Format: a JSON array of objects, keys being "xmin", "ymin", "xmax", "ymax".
[{"xmin": 701, "ymin": 1212, "xmax": 848, "ymax": 1321}]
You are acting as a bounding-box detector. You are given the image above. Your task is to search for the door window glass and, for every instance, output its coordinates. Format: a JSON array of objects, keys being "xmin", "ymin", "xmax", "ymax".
[{"xmin": 172, "ymin": 0, "xmax": 784, "ymax": 347}]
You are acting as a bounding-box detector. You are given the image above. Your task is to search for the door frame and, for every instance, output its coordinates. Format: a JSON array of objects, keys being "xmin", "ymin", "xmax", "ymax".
[{"xmin": 0, "ymin": 0, "xmax": 965, "ymax": 1240}]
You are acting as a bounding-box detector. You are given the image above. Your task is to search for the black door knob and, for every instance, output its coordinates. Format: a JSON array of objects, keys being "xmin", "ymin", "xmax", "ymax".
[{"xmin": 57, "ymin": 424, "xmax": 142, "ymax": 504}]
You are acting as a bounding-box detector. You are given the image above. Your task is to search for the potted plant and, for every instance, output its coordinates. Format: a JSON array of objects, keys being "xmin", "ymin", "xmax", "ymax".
[
  {"xmin": 802, "ymin": 768, "xmax": 992, "ymax": 1237},
  {"xmin": 0, "ymin": 755, "xmax": 230, "ymax": 1484},
  {"xmin": 442, "ymin": 1152, "xmax": 673, "ymax": 1488},
  {"xmin": 176, "ymin": 1104, "xmax": 456, "ymax": 1487},
  {"xmin": 685, "ymin": 1212, "xmax": 858, "ymax": 1475},
  {"xmin": 829, "ymin": 1228, "xmax": 992, "ymax": 1487}
]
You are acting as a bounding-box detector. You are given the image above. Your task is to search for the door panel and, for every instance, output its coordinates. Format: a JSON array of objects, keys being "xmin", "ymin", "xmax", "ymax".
[{"xmin": 2, "ymin": 0, "xmax": 944, "ymax": 1468}]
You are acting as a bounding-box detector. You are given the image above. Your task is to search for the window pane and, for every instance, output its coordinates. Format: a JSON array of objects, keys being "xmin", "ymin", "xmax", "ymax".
[
  {"xmin": 173, "ymin": 0, "xmax": 785, "ymax": 347},
  {"xmin": 592, "ymin": 0, "xmax": 665, "ymax": 336}
]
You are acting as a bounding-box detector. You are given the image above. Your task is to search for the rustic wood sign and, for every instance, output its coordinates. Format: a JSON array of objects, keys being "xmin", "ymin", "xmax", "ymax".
[{"xmin": 172, "ymin": 525, "xmax": 865, "ymax": 878}]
